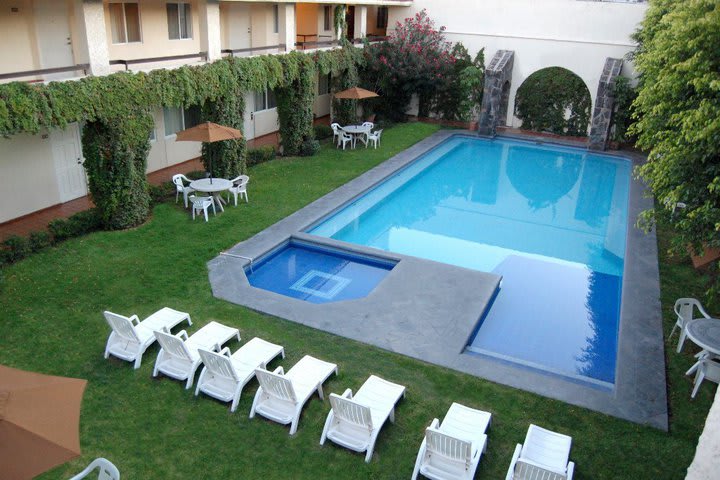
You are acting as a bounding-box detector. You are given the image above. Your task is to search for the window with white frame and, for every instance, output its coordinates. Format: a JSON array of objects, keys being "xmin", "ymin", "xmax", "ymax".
[
  {"xmin": 109, "ymin": 2, "xmax": 141, "ymax": 44},
  {"xmin": 323, "ymin": 6, "xmax": 331, "ymax": 31},
  {"xmin": 167, "ymin": 3, "xmax": 192, "ymax": 40},
  {"xmin": 253, "ymin": 89, "xmax": 277, "ymax": 112},
  {"xmin": 149, "ymin": 127, "xmax": 156, "ymax": 142},
  {"xmin": 317, "ymin": 73, "xmax": 331, "ymax": 96},
  {"xmin": 376, "ymin": 7, "xmax": 388, "ymax": 30},
  {"xmin": 272, "ymin": 5, "xmax": 279, "ymax": 34},
  {"xmin": 163, "ymin": 105, "xmax": 201, "ymax": 137}
]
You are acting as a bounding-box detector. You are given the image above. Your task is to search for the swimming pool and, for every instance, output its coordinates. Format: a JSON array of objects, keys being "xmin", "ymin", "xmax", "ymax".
[
  {"xmin": 245, "ymin": 240, "xmax": 396, "ymax": 304},
  {"xmin": 310, "ymin": 137, "xmax": 631, "ymax": 386}
]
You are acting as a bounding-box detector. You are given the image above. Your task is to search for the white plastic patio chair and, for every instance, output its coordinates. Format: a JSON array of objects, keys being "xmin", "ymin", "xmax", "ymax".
[
  {"xmin": 250, "ymin": 355, "xmax": 338, "ymax": 435},
  {"xmin": 68, "ymin": 457, "xmax": 119, "ymax": 480},
  {"xmin": 691, "ymin": 357, "xmax": 720, "ymax": 398},
  {"xmin": 505, "ymin": 424, "xmax": 575, "ymax": 480},
  {"xmin": 331, "ymin": 122, "xmax": 342, "ymax": 146},
  {"xmin": 195, "ymin": 337, "xmax": 285, "ymax": 412},
  {"xmin": 188, "ymin": 195, "xmax": 216, "ymax": 222},
  {"xmin": 362, "ymin": 121, "xmax": 374, "ymax": 129},
  {"xmin": 672, "ymin": 298, "xmax": 711, "ymax": 353},
  {"xmin": 103, "ymin": 308, "xmax": 191, "ymax": 369},
  {"xmin": 338, "ymin": 131, "xmax": 353, "ymax": 150},
  {"xmin": 153, "ymin": 321, "xmax": 240, "ymax": 389},
  {"xmin": 411, "ymin": 402, "xmax": 492, "ymax": 480},
  {"xmin": 320, "ymin": 375, "xmax": 406, "ymax": 463},
  {"xmin": 365, "ymin": 129, "xmax": 383, "ymax": 149},
  {"xmin": 227, "ymin": 175, "xmax": 250, "ymax": 206},
  {"xmin": 172, "ymin": 174, "xmax": 195, "ymax": 208}
]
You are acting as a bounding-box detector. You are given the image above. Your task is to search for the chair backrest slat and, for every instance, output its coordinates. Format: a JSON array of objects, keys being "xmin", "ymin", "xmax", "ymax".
[
  {"xmin": 154, "ymin": 331, "xmax": 193, "ymax": 361},
  {"xmin": 425, "ymin": 428, "xmax": 472, "ymax": 465},
  {"xmin": 103, "ymin": 311, "xmax": 141, "ymax": 343},
  {"xmin": 329, "ymin": 394, "xmax": 372, "ymax": 429},
  {"xmin": 255, "ymin": 369, "xmax": 297, "ymax": 403},
  {"xmin": 514, "ymin": 460, "xmax": 566, "ymax": 480},
  {"xmin": 198, "ymin": 349, "xmax": 239, "ymax": 381}
]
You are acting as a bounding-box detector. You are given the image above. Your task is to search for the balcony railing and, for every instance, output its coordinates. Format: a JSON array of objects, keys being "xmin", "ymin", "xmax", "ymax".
[
  {"xmin": 109, "ymin": 52, "xmax": 208, "ymax": 71},
  {"xmin": 221, "ymin": 45, "xmax": 287, "ymax": 57},
  {"xmin": 0, "ymin": 64, "xmax": 90, "ymax": 82}
]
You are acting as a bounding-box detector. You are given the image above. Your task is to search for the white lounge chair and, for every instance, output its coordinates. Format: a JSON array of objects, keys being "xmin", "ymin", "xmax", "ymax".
[
  {"xmin": 172, "ymin": 173, "xmax": 195, "ymax": 208},
  {"xmin": 411, "ymin": 402, "xmax": 492, "ymax": 480},
  {"xmin": 195, "ymin": 337, "xmax": 285, "ymax": 412},
  {"xmin": 672, "ymin": 298, "xmax": 711, "ymax": 353},
  {"xmin": 250, "ymin": 355, "xmax": 338, "ymax": 435},
  {"xmin": 320, "ymin": 375, "xmax": 406, "ymax": 463},
  {"xmin": 153, "ymin": 321, "xmax": 240, "ymax": 389},
  {"xmin": 506, "ymin": 424, "xmax": 575, "ymax": 480},
  {"xmin": 68, "ymin": 457, "xmax": 120, "ymax": 480},
  {"xmin": 103, "ymin": 308, "xmax": 191, "ymax": 369},
  {"xmin": 691, "ymin": 357, "xmax": 720, "ymax": 398}
]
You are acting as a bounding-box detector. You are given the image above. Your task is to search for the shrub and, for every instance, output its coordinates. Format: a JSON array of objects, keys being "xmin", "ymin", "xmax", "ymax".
[
  {"xmin": 1, "ymin": 235, "xmax": 30, "ymax": 263},
  {"xmin": 314, "ymin": 124, "xmax": 333, "ymax": 140},
  {"xmin": 48, "ymin": 218, "xmax": 72, "ymax": 242},
  {"xmin": 300, "ymin": 138, "xmax": 321, "ymax": 157},
  {"xmin": 48, "ymin": 209, "xmax": 102, "ymax": 242},
  {"xmin": 28, "ymin": 231, "xmax": 51, "ymax": 252},
  {"xmin": 149, "ymin": 182, "xmax": 176, "ymax": 204},
  {"xmin": 246, "ymin": 146, "xmax": 276, "ymax": 167}
]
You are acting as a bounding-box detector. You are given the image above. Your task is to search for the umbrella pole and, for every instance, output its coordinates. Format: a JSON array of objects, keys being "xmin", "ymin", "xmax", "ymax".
[{"xmin": 209, "ymin": 144, "xmax": 213, "ymax": 184}]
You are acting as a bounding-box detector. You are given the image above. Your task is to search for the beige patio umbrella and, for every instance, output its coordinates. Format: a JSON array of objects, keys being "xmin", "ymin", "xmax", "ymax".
[
  {"xmin": 333, "ymin": 86, "xmax": 380, "ymax": 99},
  {"xmin": 175, "ymin": 121, "xmax": 243, "ymax": 183},
  {"xmin": 0, "ymin": 364, "xmax": 87, "ymax": 480}
]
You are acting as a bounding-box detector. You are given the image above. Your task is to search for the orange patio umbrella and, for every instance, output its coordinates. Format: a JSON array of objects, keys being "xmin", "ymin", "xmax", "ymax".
[
  {"xmin": 175, "ymin": 121, "xmax": 243, "ymax": 183},
  {"xmin": 0, "ymin": 364, "xmax": 87, "ymax": 480},
  {"xmin": 333, "ymin": 86, "xmax": 380, "ymax": 99}
]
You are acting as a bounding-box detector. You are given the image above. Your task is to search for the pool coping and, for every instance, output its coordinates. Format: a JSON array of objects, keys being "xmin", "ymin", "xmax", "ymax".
[{"xmin": 208, "ymin": 130, "xmax": 667, "ymax": 430}]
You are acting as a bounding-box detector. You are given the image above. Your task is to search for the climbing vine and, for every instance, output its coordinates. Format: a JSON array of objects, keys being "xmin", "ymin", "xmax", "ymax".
[
  {"xmin": 275, "ymin": 52, "xmax": 317, "ymax": 156},
  {"xmin": 0, "ymin": 47, "xmax": 362, "ymax": 229},
  {"xmin": 514, "ymin": 67, "xmax": 591, "ymax": 136}
]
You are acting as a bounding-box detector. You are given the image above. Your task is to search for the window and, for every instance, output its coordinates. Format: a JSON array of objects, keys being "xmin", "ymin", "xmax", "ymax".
[
  {"xmin": 318, "ymin": 73, "xmax": 331, "ymax": 96},
  {"xmin": 163, "ymin": 105, "xmax": 201, "ymax": 136},
  {"xmin": 272, "ymin": 5, "xmax": 279, "ymax": 34},
  {"xmin": 323, "ymin": 6, "xmax": 331, "ymax": 31},
  {"xmin": 376, "ymin": 7, "xmax": 388, "ymax": 30},
  {"xmin": 149, "ymin": 127, "xmax": 156, "ymax": 142},
  {"xmin": 253, "ymin": 89, "xmax": 277, "ymax": 112},
  {"xmin": 167, "ymin": 3, "xmax": 192, "ymax": 40},
  {"xmin": 109, "ymin": 2, "xmax": 141, "ymax": 44}
]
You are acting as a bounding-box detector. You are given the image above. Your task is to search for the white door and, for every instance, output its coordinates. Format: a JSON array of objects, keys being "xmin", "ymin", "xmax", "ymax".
[
  {"xmin": 228, "ymin": 4, "xmax": 252, "ymax": 52},
  {"xmin": 52, "ymin": 124, "xmax": 88, "ymax": 202},
  {"xmin": 33, "ymin": 0, "xmax": 75, "ymax": 79},
  {"xmin": 243, "ymin": 93, "xmax": 255, "ymax": 140}
]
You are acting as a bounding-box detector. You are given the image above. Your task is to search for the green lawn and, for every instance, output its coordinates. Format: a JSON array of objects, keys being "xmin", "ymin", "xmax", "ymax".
[{"xmin": 0, "ymin": 122, "xmax": 715, "ymax": 479}]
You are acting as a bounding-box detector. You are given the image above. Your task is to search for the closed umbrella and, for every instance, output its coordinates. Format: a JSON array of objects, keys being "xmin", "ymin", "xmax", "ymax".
[
  {"xmin": 175, "ymin": 121, "xmax": 243, "ymax": 183},
  {"xmin": 0, "ymin": 365, "xmax": 87, "ymax": 480}
]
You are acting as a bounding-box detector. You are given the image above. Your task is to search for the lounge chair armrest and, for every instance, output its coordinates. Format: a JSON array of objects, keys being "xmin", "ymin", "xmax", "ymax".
[
  {"xmin": 273, "ymin": 366, "xmax": 284, "ymax": 375},
  {"xmin": 471, "ymin": 434, "xmax": 488, "ymax": 458},
  {"xmin": 566, "ymin": 461, "xmax": 575, "ymax": 480},
  {"xmin": 130, "ymin": 314, "xmax": 140, "ymax": 325},
  {"xmin": 212, "ymin": 342, "xmax": 222, "ymax": 352},
  {"xmin": 428, "ymin": 418, "xmax": 440, "ymax": 429},
  {"xmin": 506, "ymin": 444, "xmax": 523, "ymax": 480},
  {"xmin": 176, "ymin": 330, "xmax": 189, "ymax": 340},
  {"xmin": 219, "ymin": 347, "xmax": 231, "ymax": 357},
  {"xmin": 341, "ymin": 388, "xmax": 353, "ymax": 399}
]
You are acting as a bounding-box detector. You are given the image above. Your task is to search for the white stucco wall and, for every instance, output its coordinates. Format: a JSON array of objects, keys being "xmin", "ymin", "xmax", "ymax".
[{"xmin": 389, "ymin": 0, "xmax": 647, "ymax": 127}]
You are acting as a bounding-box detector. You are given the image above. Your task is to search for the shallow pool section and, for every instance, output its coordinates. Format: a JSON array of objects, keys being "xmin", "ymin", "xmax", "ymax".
[
  {"xmin": 310, "ymin": 136, "xmax": 631, "ymax": 386},
  {"xmin": 245, "ymin": 241, "xmax": 395, "ymax": 304}
]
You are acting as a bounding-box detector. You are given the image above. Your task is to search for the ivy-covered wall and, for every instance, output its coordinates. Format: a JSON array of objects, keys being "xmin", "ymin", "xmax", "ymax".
[{"xmin": 0, "ymin": 47, "xmax": 363, "ymax": 229}]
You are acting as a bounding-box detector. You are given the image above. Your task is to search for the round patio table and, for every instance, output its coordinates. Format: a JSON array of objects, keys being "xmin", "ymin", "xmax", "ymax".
[
  {"xmin": 189, "ymin": 178, "xmax": 233, "ymax": 213},
  {"xmin": 684, "ymin": 318, "xmax": 720, "ymax": 375},
  {"xmin": 341, "ymin": 125, "xmax": 372, "ymax": 148}
]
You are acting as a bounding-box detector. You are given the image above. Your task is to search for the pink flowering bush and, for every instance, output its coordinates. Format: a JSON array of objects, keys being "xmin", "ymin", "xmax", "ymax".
[{"xmin": 362, "ymin": 10, "xmax": 457, "ymax": 120}]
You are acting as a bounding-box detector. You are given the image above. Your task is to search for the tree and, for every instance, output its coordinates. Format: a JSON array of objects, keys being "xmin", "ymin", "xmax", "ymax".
[
  {"xmin": 362, "ymin": 9, "xmax": 456, "ymax": 121},
  {"xmin": 631, "ymin": 0, "xmax": 720, "ymax": 299}
]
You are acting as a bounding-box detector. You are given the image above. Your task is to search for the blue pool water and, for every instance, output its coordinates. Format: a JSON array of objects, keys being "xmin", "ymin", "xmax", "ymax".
[
  {"xmin": 310, "ymin": 137, "xmax": 631, "ymax": 385},
  {"xmin": 246, "ymin": 241, "xmax": 395, "ymax": 304}
]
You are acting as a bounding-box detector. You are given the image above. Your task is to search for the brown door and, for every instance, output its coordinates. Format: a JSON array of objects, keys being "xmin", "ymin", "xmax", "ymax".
[{"xmin": 345, "ymin": 6, "xmax": 355, "ymax": 40}]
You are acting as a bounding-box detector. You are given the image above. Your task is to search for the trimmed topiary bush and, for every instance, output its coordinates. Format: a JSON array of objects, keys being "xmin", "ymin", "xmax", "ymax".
[
  {"xmin": 300, "ymin": 138, "xmax": 321, "ymax": 157},
  {"xmin": 28, "ymin": 231, "xmax": 51, "ymax": 252},
  {"xmin": 247, "ymin": 146, "xmax": 276, "ymax": 167},
  {"xmin": 313, "ymin": 124, "xmax": 333, "ymax": 140},
  {"xmin": 1, "ymin": 235, "xmax": 30, "ymax": 263}
]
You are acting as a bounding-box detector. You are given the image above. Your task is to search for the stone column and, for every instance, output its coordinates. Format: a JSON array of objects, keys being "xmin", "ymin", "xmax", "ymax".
[
  {"xmin": 589, "ymin": 58, "xmax": 624, "ymax": 151},
  {"xmin": 78, "ymin": 0, "xmax": 110, "ymax": 76},
  {"xmin": 278, "ymin": 3, "xmax": 296, "ymax": 52},
  {"xmin": 199, "ymin": 0, "xmax": 222, "ymax": 62},
  {"xmin": 354, "ymin": 6, "xmax": 367, "ymax": 40},
  {"xmin": 477, "ymin": 50, "xmax": 514, "ymax": 136}
]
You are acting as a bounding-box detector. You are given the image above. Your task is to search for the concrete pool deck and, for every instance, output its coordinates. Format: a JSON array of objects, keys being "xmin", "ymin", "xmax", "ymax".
[{"xmin": 208, "ymin": 130, "xmax": 667, "ymax": 430}]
